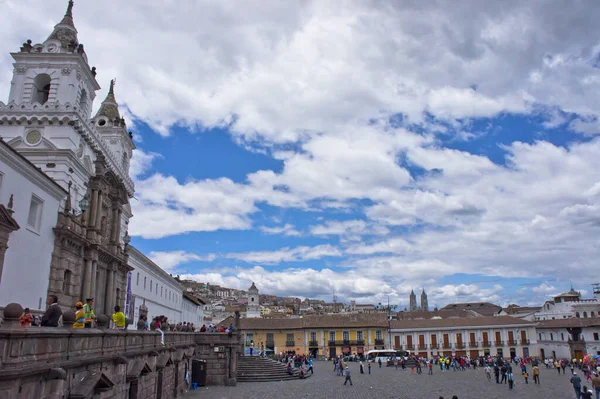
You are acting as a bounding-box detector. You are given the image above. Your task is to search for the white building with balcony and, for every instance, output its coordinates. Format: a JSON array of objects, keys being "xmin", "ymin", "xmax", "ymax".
[{"xmin": 390, "ymin": 316, "xmax": 537, "ymax": 359}]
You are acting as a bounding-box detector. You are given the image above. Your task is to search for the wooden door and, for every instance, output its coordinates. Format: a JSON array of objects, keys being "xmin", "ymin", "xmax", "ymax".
[
  {"xmin": 520, "ymin": 330, "xmax": 527, "ymax": 344},
  {"xmin": 419, "ymin": 335, "xmax": 425, "ymax": 349},
  {"xmin": 483, "ymin": 332, "xmax": 489, "ymax": 345},
  {"xmin": 456, "ymin": 333, "xmax": 463, "ymax": 346},
  {"xmin": 508, "ymin": 331, "xmax": 514, "ymax": 345},
  {"xmin": 443, "ymin": 334, "xmax": 449, "ymax": 348},
  {"xmin": 431, "ymin": 334, "xmax": 437, "ymax": 348},
  {"xmin": 495, "ymin": 331, "xmax": 501, "ymax": 344},
  {"xmin": 394, "ymin": 336, "xmax": 401, "ymax": 349},
  {"xmin": 469, "ymin": 332, "xmax": 476, "ymax": 345},
  {"xmin": 407, "ymin": 335, "xmax": 413, "ymax": 349}
]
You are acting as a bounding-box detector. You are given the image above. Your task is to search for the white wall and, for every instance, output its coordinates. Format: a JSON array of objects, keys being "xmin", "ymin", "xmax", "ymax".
[
  {"xmin": 182, "ymin": 297, "xmax": 203, "ymax": 328},
  {"xmin": 128, "ymin": 247, "xmax": 184, "ymax": 325},
  {"xmin": 0, "ymin": 144, "xmax": 65, "ymax": 310}
]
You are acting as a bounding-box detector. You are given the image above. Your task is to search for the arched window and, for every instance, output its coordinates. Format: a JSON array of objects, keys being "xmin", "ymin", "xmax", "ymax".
[
  {"xmin": 576, "ymin": 312, "xmax": 580, "ymax": 318},
  {"xmin": 583, "ymin": 312, "xmax": 588, "ymax": 318},
  {"xmin": 62, "ymin": 270, "xmax": 72, "ymax": 295},
  {"xmin": 32, "ymin": 74, "xmax": 52, "ymax": 104},
  {"xmin": 592, "ymin": 311, "xmax": 596, "ymax": 318}
]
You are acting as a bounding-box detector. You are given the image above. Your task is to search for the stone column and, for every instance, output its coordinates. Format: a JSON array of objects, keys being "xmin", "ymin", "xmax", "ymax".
[
  {"xmin": 116, "ymin": 210, "xmax": 122, "ymax": 242},
  {"xmin": 0, "ymin": 242, "xmax": 8, "ymax": 284},
  {"xmin": 88, "ymin": 189, "xmax": 99, "ymax": 227},
  {"xmin": 81, "ymin": 258, "xmax": 93, "ymax": 301},
  {"xmin": 95, "ymin": 191, "xmax": 103, "ymax": 229},
  {"xmin": 90, "ymin": 260, "xmax": 97, "ymax": 302},
  {"xmin": 110, "ymin": 208, "xmax": 118, "ymax": 243},
  {"xmin": 105, "ymin": 265, "xmax": 114, "ymax": 314}
]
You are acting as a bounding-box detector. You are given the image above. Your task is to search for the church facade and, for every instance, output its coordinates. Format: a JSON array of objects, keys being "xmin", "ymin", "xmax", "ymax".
[{"xmin": 0, "ymin": 1, "xmax": 135, "ymax": 314}]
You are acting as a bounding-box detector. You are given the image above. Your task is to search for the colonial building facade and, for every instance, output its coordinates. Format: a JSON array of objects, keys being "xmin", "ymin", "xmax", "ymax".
[
  {"xmin": 0, "ymin": 1, "xmax": 135, "ymax": 314},
  {"xmin": 390, "ymin": 316, "xmax": 537, "ymax": 359}
]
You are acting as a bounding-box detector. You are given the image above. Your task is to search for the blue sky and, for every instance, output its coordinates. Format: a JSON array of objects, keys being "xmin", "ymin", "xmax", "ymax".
[{"xmin": 2, "ymin": 0, "xmax": 599, "ymax": 308}]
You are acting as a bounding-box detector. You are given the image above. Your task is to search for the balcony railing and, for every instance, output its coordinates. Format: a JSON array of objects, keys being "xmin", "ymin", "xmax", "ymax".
[
  {"xmin": 520, "ymin": 339, "xmax": 530, "ymax": 345},
  {"xmin": 405, "ymin": 344, "xmax": 414, "ymax": 350},
  {"xmin": 455, "ymin": 343, "xmax": 465, "ymax": 349},
  {"xmin": 469, "ymin": 342, "xmax": 478, "ymax": 347},
  {"xmin": 482, "ymin": 341, "xmax": 491, "ymax": 347},
  {"xmin": 430, "ymin": 344, "xmax": 438, "ymax": 349},
  {"xmin": 442, "ymin": 343, "xmax": 452, "ymax": 349},
  {"xmin": 507, "ymin": 340, "xmax": 516, "ymax": 346},
  {"xmin": 374, "ymin": 339, "xmax": 385, "ymax": 345},
  {"xmin": 418, "ymin": 344, "xmax": 427, "ymax": 350},
  {"xmin": 285, "ymin": 341, "xmax": 295, "ymax": 347},
  {"xmin": 327, "ymin": 340, "xmax": 365, "ymax": 346},
  {"xmin": 309, "ymin": 340, "xmax": 319, "ymax": 347},
  {"xmin": 495, "ymin": 341, "xmax": 504, "ymax": 346}
]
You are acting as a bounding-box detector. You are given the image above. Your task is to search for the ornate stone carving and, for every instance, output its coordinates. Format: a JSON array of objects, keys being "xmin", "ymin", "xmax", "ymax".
[
  {"xmin": 15, "ymin": 67, "xmax": 27, "ymax": 75},
  {"xmin": 61, "ymin": 67, "xmax": 72, "ymax": 75},
  {"xmin": 76, "ymin": 71, "xmax": 82, "ymax": 81}
]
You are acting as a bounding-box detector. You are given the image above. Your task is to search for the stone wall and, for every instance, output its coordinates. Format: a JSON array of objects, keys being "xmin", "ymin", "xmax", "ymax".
[{"xmin": 0, "ymin": 303, "xmax": 240, "ymax": 399}]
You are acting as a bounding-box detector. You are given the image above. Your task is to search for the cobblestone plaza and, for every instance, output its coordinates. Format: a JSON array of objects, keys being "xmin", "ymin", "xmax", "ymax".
[{"xmin": 190, "ymin": 361, "xmax": 581, "ymax": 399}]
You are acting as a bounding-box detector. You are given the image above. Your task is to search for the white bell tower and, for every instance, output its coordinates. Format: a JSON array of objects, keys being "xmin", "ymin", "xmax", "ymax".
[
  {"xmin": 246, "ymin": 282, "xmax": 261, "ymax": 318},
  {"xmin": 0, "ymin": 1, "xmax": 135, "ymax": 211}
]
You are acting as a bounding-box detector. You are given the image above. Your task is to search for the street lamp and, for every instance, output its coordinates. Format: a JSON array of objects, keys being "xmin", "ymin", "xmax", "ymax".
[
  {"xmin": 376, "ymin": 296, "xmax": 397, "ymax": 349},
  {"xmin": 79, "ymin": 195, "xmax": 89, "ymax": 223}
]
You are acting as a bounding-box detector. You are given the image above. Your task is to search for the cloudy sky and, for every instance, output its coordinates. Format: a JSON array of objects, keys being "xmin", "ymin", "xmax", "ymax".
[{"xmin": 2, "ymin": 0, "xmax": 599, "ymax": 309}]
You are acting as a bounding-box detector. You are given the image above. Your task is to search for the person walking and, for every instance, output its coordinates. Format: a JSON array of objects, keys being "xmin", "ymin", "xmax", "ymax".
[
  {"xmin": 533, "ymin": 365, "xmax": 540, "ymax": 384},
  {"xmin": 592, "ymin": 372, "xmax": 600, "ymax": 399},
  {"xmin": 429, "ymin": 360, "xmax": 434, "ymax": 375},
  {"xmin": 360, "ymin": 360, "xmax": 365, "ymax": 374},
  {"xmin": 41, "ymin": 295, "xmax": 62, "ymax": 327},
  {"xmin": 523, "ymin": 370, "xmax": 529, "ymax": 384},
  {"xmin": 249, "ymin": 340, "xmax": 254, "ymax": 356},
  {"xmin": 19, "ymin": 308, "xmax": 33, "ymax": 327},
  {"xmin": 368, "ymin": 362, "xmax": 371, "ymax": 374},
  {"xmin": 343, "ymin": 366, "xmax": 353, "ymax": 385},
  {"xmin": 572, "ymin": 372, "xmax": 583, "ymax": 399},
  {"xmin": 507, "ymin": 370, "xmax": 515, "ymax": 390}
]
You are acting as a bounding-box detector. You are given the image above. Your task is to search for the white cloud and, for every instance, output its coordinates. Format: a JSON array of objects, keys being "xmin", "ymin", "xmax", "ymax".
[
  {"xmin": 310, "ymin": 220, "xmax": 389, "ymax": 239},
  {"xmin": 3, "ymin": 1, "xmax": 599, "ymax": 141},
  {"xmin": 148, "ymin": 250, "xmax": 215, "ymax": 271},
  {"xmin": 259, "ymin": 224, "xmax": 301, "ymax": 237},
  {"xmin": 225, "ymin": 244, "xmax": 342, "ymax": 264}
]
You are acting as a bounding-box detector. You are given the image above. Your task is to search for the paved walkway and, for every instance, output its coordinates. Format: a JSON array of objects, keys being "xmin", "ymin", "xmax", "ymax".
[{"xmin": 186, "ymin": 361, "xmax": 582, "ymax": 399}]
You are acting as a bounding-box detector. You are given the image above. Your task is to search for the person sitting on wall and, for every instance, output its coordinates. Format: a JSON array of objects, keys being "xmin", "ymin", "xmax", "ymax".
[
  {"xmin": 41, "ymin": 295, "xmax": 62, "ymax": 327},
  {"xmin": 73, "ymin": 302, "xmax": 86, "ymax": 328},
  {"xmin": 112, "ymin": 306, "xmax": 126, "ymax": 330}
]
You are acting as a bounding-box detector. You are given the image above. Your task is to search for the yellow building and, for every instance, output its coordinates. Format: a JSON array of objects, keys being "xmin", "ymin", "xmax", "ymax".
[{"xmin": 238, "ymin": 314, "xmax": 389, "ymax": 358}]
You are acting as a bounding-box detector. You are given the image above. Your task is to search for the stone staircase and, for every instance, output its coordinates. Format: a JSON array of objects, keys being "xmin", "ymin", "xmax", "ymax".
[{"xmin": 237, "ymin": 356, "xmax": 312, "ymax": 382}]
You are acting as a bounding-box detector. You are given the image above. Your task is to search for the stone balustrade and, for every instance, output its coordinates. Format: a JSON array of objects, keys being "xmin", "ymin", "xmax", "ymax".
[{"xmin": 0, "ymin": 303, "xmax": 240, "ymax": 398}]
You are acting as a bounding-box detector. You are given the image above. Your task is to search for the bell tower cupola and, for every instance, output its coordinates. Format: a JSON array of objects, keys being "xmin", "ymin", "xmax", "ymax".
[
  {"xmin": 93, "ymin": 80, "xmax": 136, "ymax": 178},
  {"xmin": 5, "ymin": 0, "xmax": 100, "ymax": 117}
]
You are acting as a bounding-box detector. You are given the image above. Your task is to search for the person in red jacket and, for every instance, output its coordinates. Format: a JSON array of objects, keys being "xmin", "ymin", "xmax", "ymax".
[{"xmin": 19, "ymin": 308, "xmax": 33, "ymax": 327}]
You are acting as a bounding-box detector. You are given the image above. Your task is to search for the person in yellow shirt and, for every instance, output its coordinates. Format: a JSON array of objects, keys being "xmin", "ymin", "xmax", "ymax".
[
  {"xmin": 112, "ymin": 305, "xmax": 126, "ymax": 330},
  {"xmin": 73, "ymin": 302, "xmax": 86, "ymax": 328}
]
